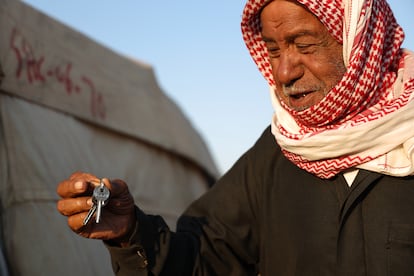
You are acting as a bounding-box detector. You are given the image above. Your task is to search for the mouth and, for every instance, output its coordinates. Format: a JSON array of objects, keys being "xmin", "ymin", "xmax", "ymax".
[
  {"xmin": 290, "ymin": 92, "xmax": 311, "ymax": 99},
  {"xmin": 279, "ymin": 84, "xmax": 324, "ymax": 111},
  {"xmin": 286, "ymin": 90, "xmax": 316, "ymax": 111}
]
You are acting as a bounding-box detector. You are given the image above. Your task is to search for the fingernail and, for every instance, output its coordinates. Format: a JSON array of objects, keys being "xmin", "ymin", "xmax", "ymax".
[
  {"xmin": 74, "ymin": 181, "xmax": 84, "ymax": 190},
  {"xmin": 86, "ymin": 198, "xmax": 93, "ymax": 206}
]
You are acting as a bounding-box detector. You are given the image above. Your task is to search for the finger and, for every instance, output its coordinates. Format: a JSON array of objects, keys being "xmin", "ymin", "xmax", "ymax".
[
  {"xmin": 69, "ymin": 215, "xmax": 121, "ymax": 240},
  {"xmin": 65, "ymin": 204, "xmax": 113, "ymax": 237},
  {"xmin": 67, "ymin": 210, "xmax": 118, "ymax": 239},
  {"xmin": 56, "ymin": 196, "xmax": 92, "ymax": 216},
  {"xmin": 67, "ymin": 212, "xmax": 90, "ymax": 233},
  {"xmin": 57, "ymin": 174, "xmax": 100, "ymax": 198},
  {"xmin": 69, "ymin": 171, "xmax": 99, "ymax": 183}
]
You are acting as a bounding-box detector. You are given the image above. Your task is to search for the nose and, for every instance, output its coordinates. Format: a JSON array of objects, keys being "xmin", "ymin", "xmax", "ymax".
[{"xmin": 273, "ymin": 50, "xmax": 303, "ymax": 86}]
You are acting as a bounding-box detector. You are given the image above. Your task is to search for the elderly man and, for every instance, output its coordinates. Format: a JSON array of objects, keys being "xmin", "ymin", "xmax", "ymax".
[{"xmin": 57, "ymin": 0, "xmax": 414, "ymax": 275}]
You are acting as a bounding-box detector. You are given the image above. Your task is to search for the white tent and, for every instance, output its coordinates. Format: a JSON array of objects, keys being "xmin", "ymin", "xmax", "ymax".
[{"xmin": 0, "ymin": 1, "xmax": 218, "ymax": 275}]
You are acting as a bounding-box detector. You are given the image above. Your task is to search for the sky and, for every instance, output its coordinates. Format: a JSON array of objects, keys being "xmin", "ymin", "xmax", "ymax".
[{"xmin": 21, "ymin": 0, "xmax": 414, "ymax": 175}]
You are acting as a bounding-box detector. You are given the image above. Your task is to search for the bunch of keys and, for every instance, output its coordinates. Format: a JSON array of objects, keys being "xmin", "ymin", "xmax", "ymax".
[{"xmin": 83, "ymin": 179, "xmax": 111, "ymax": 225}]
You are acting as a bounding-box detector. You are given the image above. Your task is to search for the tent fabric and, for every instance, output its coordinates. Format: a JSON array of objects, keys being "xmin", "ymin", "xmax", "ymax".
[
  {"xmin": 0, "ymin": 1, "xmax": 219, "ymax": 275},
  {"xmin": 0, "ymin": 0, "xmax": 217, "ymax": 177}
]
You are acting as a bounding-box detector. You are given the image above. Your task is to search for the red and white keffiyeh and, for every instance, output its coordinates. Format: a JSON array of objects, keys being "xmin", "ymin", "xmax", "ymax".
[{"xmin": 241, "ymin": 0, "xmax": 414, "ymax": 179}]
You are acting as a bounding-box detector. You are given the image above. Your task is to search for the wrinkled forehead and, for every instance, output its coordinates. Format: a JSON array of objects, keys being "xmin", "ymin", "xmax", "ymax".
[{"xmin": 258, "ymin": 0, "xmax": 344, "ymax": 43}]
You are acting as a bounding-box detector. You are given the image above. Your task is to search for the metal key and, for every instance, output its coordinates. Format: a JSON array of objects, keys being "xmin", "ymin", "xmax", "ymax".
[
  {"xmin": 93, "ymin": 180, "xmax": 110, "ymax": 223},
  {"xmin": 83, "ymin": 203, "xmax": 97, "ymax": 225},
  {"xmin": 82, "ymin": 180, "xmax": 110, "ymax": 225}
]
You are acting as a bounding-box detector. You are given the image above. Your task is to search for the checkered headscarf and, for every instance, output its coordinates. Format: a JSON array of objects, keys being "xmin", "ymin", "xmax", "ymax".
[{"xmin": 242, "ymin": 0, "xmax": 414, "ymax": 178}]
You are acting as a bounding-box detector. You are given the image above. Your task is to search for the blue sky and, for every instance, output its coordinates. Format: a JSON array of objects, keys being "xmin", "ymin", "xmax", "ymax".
[{"xmin": 22, "ymin": 0, "xmax": 414, "ymax": 174}]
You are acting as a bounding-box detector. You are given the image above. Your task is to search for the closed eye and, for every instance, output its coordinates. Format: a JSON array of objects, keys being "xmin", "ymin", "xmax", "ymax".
[
  {"xmin": 296, "ymin": 44, "xmax": 316, "ymax": 54},
  {"xmin": 267, "ymin": 47, "xmax": 281, "ymax": 58}
]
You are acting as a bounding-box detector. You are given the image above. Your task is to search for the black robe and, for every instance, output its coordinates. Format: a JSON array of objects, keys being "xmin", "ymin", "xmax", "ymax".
[{"xmin": 107, "ymin": 126, "xmax": 414, "ymax": 276}]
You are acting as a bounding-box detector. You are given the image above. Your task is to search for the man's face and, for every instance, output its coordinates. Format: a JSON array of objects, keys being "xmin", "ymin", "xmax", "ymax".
[{"xmin": 260, "ymin": 0, "xmax": 346, "ymax": 111}]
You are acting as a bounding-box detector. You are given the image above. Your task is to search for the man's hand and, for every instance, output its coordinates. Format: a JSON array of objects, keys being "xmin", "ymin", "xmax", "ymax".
[{"xmin": 56, "ymin": 172, "xmax": 136, "ymax": 243}]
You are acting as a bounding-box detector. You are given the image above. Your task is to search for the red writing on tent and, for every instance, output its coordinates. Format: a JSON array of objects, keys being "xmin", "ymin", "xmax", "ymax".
[{"xmin": 9, "ymin": 27, "xmax": 106, "ymax": 120}]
